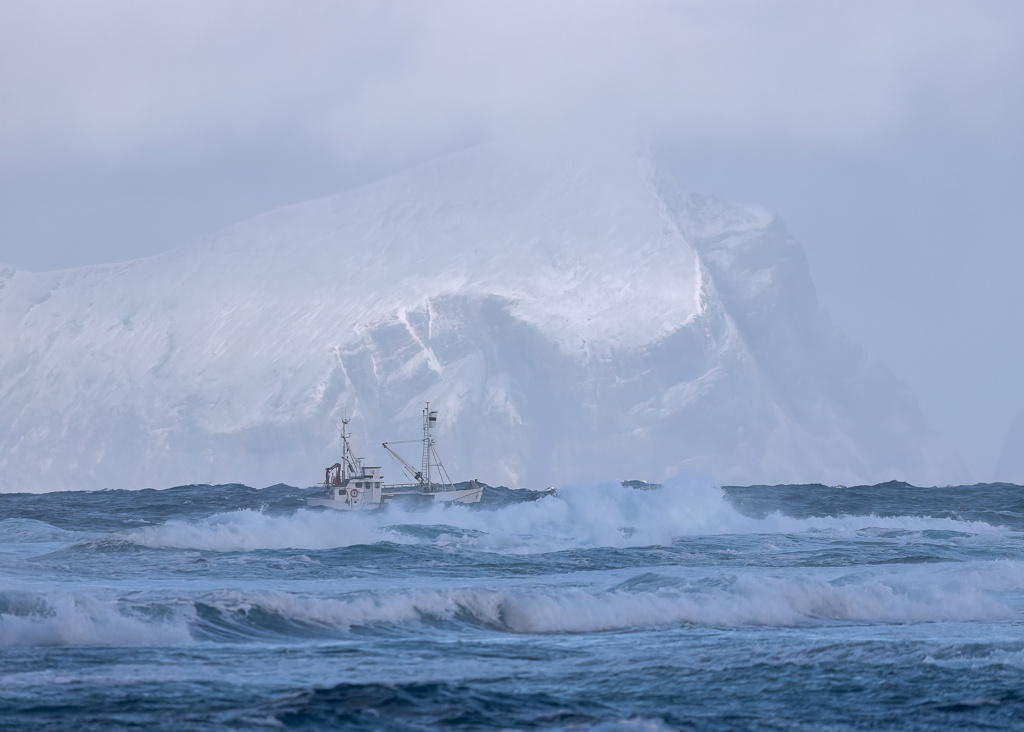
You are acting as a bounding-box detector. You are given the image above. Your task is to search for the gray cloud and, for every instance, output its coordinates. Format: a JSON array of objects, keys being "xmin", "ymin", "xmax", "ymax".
[{"xmin": 2, "ymin": 1, "xmax": 1020, "ymax": 164}]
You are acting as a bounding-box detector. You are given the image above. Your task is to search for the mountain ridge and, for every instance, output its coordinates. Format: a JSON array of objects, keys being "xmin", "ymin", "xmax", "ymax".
[{"xmin": 0, "ymin": 142, "xmax": 965, "ymax": 491}]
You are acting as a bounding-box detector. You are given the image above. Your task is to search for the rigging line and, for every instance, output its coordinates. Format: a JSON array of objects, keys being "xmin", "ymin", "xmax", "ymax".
[{"xmin": 429, "ymin": 444, "xmax": 454, "ymax": 487}]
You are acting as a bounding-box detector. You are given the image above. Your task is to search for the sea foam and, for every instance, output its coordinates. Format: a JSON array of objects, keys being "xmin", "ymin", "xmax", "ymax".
[
  {"xmin": 180, "ymin": 559, "xmax": 1024, "ymax": 637},
  {"xmin": 0, "ymin": 588, "xmax": 192, "ymax": 647},
  {"xmin": 120, "ymin": 479, "xmax": 1009, "ymax": 554}
]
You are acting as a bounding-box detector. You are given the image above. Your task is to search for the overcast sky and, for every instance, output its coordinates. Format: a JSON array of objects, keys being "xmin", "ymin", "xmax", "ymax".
[{"xmin": 2, "ymin": 0, "xmax": 1022, "ymax": 479}]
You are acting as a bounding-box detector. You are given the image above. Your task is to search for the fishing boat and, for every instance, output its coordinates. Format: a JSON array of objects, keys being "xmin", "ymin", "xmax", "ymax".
[{"xmin": 306, "ymin": 403, "xmax": 483, "ymax": 511}]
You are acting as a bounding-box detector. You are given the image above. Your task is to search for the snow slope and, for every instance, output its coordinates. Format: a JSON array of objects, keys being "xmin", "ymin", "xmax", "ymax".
[{"xmin": 0, "ymin": 142, "xmax": 964, "ymax": 492}]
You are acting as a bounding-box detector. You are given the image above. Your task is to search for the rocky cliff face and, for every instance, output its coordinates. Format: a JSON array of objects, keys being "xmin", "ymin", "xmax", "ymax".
[{"xmin": 0, "ymin": 142, "xmax": 963, "ymax": 492}]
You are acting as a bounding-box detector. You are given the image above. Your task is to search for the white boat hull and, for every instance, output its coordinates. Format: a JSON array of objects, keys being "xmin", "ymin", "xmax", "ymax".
[
  {"xmin": 422, "ymin": 485, "xmax": 483, "ymax": 504},
  {"xmin": 306, "ymin": 495, "xmax": 376, "ymax": 511},
  {"xmin": 307, "ymin": 481, "xmax": 483, "ymax": 511}
]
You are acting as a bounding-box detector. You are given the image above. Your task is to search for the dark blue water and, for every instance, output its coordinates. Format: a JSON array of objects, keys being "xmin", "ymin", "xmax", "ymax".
[{"xmin": 3, "ymin": 479, "xmax": 1024, "ymax": 730}]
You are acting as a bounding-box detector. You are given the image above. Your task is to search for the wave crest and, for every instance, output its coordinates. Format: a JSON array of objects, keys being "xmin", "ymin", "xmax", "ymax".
[
  {"xmin": 0, "ymin": 588, "xmax": 192, "ymax": 647},
  {"xmin": 117, "ymin": 479, "xmax": 1009, "ymax": 554},
  {"xmin": 5, "ymin": 559, "xmax": 1020, "ymax": 647}
]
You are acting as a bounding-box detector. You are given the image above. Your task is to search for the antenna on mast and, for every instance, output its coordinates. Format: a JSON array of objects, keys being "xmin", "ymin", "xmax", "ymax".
[{"xmin": 336, "ymin": 411, "xmax": 360, "ymax": 480}]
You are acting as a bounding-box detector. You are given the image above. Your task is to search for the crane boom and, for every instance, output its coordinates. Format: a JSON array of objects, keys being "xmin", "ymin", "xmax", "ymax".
[{"xmin": 382, "ymin": 441, "xmax": 423, "ymax": 484}]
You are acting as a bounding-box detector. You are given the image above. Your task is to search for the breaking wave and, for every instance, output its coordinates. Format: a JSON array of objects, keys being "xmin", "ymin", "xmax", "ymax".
[
  {"xmin": 186, "ymin": 562, "xmax": 1024, "ymax": 635},
  {"xmin": 0, "ymin": 587, "xmax": 192, "ymax": 647},
  {"xmin": 119, "ymin": 479, "xmax": 1010, "ymax": 553},
  {"xmin": 5, "ymin": 559, "xmax": 1022, "ymax": 647},
  {"xmin": 123, "ymin": 507, "xmax": 400, "ymax": 552}
]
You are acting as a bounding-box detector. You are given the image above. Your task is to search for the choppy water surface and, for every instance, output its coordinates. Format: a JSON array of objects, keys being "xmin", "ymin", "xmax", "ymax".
[{"xmin": 2, "ymin": 479, "xmax": 1024, "ymax": 730}]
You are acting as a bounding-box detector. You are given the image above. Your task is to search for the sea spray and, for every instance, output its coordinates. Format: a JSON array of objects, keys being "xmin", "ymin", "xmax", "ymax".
[{"xmin": 120, "ymin": 479, "xmax": 1010, "ymax": 554}]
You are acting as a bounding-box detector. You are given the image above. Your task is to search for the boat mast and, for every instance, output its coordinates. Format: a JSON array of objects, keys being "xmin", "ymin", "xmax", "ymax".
[
  {"xmin": 339, "ymin": 417, "xmax": 362, "ymax": 480},
  {"xmin": 381, "ymin": 402, "xmax": 454, "ymax": 492},
  {"xmin": 421, "ymin": 403, "xmax": 436, "ymax": 488},
  {"xmin": 324, "ymin": 417, "xmax": 360, "ymax": 492},
  {"xmin": 341, "ymin": 418, "xmax": 351, "ymax": 482}
]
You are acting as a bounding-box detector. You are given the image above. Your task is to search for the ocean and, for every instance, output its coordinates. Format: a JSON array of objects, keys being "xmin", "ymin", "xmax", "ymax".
[{"xmin": 2, "ymin": 479, "xmax": 1024, "ymax": 730}]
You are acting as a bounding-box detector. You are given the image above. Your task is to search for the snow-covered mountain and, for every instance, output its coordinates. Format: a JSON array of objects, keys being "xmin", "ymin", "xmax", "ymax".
[{"xmin": 0, "ymin": 142, "xmax": 963, "ymax": 492}]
